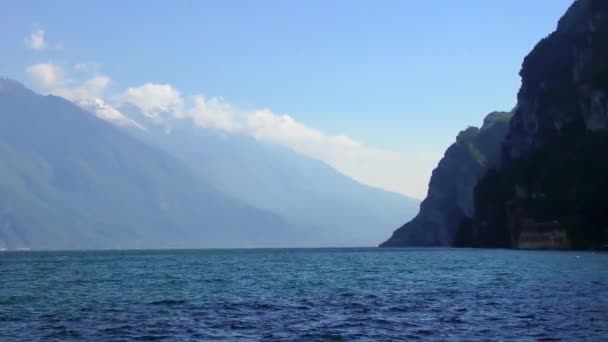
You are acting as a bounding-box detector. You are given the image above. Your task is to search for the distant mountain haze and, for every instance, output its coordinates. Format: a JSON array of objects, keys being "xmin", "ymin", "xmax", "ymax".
[
  {"xmin": 0, "ymin": 79, "xmax": 289, "ymax": 249},
  {"xmin": 118, "ymin": 102, "xmax": 419, "ymax": 246},
  {"xmin": 0, "ymin": 79, "xmax": 418, "ymax": 250}
]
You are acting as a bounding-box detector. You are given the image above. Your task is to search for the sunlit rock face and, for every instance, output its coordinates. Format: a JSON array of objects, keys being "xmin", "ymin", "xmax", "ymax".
[
  {"xmin": 505, "ymin": 0, "xmax": 608, "ymax": 160},
  {"xmin": 460, "ymin": 0, "xmax": 608, "ymax": 249},
  {"xmin": 380, "ymin": 112, "xmax": 511, "ymax": 247}
]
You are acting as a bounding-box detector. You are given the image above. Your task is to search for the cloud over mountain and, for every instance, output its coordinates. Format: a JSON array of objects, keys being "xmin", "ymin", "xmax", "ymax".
[
  {"xmin": 26, "ymin": 62, "xmax": 110, "ymax": 101},
  {"xmin": 122, "ymin": 84, "xmax": 431, "ymax": 197},
  {"xmin": 24, "ymin": 62, "xmax": 433, "ymax": 198}
]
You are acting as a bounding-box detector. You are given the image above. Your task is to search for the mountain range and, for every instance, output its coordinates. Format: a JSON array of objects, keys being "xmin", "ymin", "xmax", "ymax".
[{"xmin": 0, "ymin": 77, "xmax": 418, "ymax": 250}]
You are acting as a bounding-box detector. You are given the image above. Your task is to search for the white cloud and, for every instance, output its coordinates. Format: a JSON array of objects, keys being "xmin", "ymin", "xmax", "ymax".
[
  {"xmin": 77, "ymin": 98, "xmax": 145, "ymax": 129},
  {"xmin": 180, "ymin": 94, "xmax": 435, "ymax": 198},
  {"xmin": 56, "ymin": 75, "xmax": 111, "ymax": 100},
  {"xmin": 24, "ymin": 62, "xmax": 143, "ymax": 129},
  {"xmin": 122, "ymin": 83, "xmax": 183, "ymax": 116},
  {"xmin": 24, "ymin": 61, "xmax": 436, "ymax": 197},
  {"xmin": 26, "ymin": 63, "xmax": 111, "ymax": 102},
  {"xmin": 24, "ymin": 28, "xmax": 46, "ymax": 50},
  {"xmin": 26, "ymin": 63, "xmax": 63, "ymax": 89},
  {"xmin": 189, "ymin": 96, "xmax": 242, "ymax": 132}
]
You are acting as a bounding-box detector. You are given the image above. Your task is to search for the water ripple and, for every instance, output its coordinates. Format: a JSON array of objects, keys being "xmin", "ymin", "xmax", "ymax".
[{"xmin": 1, "ymin": 248, "xmax": 607, "ymax": 341}]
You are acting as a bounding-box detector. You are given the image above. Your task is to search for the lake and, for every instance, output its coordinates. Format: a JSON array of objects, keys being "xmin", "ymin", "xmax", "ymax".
[{"xmin": 1, "ymin": 248, "xmax": 607, "ymax": 341}]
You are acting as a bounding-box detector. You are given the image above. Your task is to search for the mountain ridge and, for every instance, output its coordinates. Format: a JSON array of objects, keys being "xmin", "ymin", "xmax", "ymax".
[
  {"xmin": 116, "ymin": 101, "xmax": 419, "ymax": 246},
  {"xmin": 0, "ymin": 79, "xmax": 292, "ymax": 250},
  {"xmin": 0, "ymin": 78, "xmax": 418, "ymax": 249},
  {"xmin": 380, "ymin": 111, "xmax": 511, "ymax": 247},
  {"xmin": 458, "ymin": 0, "xmax": 608, "ymax": 249}
]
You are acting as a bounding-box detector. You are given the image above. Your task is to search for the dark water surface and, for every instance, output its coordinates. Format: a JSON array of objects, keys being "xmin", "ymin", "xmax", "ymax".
[{"xmin": 1, "ymin": 248, "xmax": 607, "ymax": 341}]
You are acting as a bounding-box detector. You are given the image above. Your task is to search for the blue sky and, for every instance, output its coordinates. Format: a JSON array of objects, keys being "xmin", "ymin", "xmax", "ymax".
[{"xmin": 1, "ymin": 0, "xmax": 574, "ymax": 198}]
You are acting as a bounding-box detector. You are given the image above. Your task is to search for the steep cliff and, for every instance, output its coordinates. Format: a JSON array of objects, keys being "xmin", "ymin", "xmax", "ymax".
[
  {"xmin": 381, "ymin": 112, "xmax": 511, "ymax": 247},
  {"xmin": 506, "ymin": 0, "xmax": 608, "ymax": 159},
  {"xmin": 459, "ymin": 0, "xmax": 608, "ymax": 249}
]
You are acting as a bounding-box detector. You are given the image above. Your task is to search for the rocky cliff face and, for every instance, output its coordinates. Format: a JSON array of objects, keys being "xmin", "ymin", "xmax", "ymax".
[
  {"xmin": 506, "ymin": 0, "xmax": 608, "ymax": 160},
  {"xmin": 460, "ymin": 0, "xmax": 608, "ymax": 249},
  {"xmin": 380, "ymin": 112, "xmax": 511, "ymax": 247}
]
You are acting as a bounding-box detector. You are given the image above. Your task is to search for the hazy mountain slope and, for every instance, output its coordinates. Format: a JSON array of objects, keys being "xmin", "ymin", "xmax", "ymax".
[
  {"xmin": 0, "ymin": 79, "xmax": 290, "ymax": 250},
  {"xmin": 119, "ymin": 104, "xmax": 419, "ymax": 246},
  {"xmin": 381, "ymin": 112, "xmax": 511, "ymax": 247}
]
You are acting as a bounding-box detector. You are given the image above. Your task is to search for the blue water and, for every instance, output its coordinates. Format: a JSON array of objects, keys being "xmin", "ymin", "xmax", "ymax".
[{"xmin": 1, "ymin": 248, "xmax": 607, "ymax": 341}]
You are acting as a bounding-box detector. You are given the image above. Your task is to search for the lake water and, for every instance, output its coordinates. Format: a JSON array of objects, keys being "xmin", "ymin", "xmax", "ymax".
[{"xmin": 1, "ymin": 248, "xmax": 607, "ymax": 341}]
